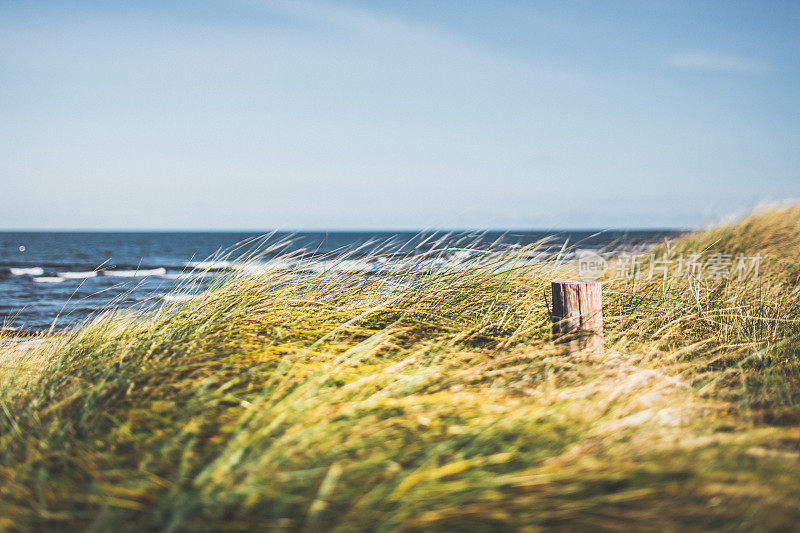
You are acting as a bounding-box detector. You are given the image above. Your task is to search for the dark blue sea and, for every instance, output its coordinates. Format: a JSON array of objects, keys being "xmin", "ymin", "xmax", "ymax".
[{"xmin": 0, "ymin": 230, "xmax": 680, "ymax": 331}]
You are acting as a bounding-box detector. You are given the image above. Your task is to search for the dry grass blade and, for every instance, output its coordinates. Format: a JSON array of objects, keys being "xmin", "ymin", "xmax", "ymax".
[{"xmin": 1, "ymin": 204, "xmax": 800, "ymax": 531}]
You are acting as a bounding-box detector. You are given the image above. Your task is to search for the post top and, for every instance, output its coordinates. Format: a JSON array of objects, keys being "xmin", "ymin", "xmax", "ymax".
[{"xmin": 551, "ymin": 280, "xmax": 601, "ymax": 285}]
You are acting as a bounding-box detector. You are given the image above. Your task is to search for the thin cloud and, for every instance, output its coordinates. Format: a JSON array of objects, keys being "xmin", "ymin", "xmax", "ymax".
[{"xmin": 664, "ymin": 52, "xmax": 767, "ymax": 73}]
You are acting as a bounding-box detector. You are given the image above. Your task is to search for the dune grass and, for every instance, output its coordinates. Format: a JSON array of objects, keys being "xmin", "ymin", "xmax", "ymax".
[{"xmin": 1, "ymin": 205, "xmax": 800, "ymax": 531}]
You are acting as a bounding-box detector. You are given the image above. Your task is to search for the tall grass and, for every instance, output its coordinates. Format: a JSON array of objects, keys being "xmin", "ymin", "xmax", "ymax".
[{"xmin": 1, "ymin": 205, "xmax": 800, "ymax": 531}]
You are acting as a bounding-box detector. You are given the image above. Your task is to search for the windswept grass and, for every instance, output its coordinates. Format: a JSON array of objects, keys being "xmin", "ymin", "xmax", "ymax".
[{"xmin": 1, "ymin": 205, "xmax": 800, "ymax": 531}]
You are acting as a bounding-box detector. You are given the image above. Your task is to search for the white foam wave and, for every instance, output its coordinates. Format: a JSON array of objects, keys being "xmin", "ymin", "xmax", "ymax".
[
  {"xmin": 10, "ymin": 267, "xmax": 44, "ymax": 276},
  {"xmin": 162, "ymin": 293, "xmax": 196, "ymax": 302},
  {"xmin": 33, "ymin": 276, "xmax": 65, "ymax": 283},
  {"xmin": 241, "ymin": 260, "xmax": 297, "ymax": 273},
  {"xmin": 58, "ymin": 271, "xmax": 97, "ymax": 279},
  {"xmin": 185, "ymin": 260, "xmax": 233, "ymax": 270},
  {"xmin": 159, "ymin": 271, "xmax": 210, "ymax": 280},
  {"xmin": 213, "ymin": 261, "xmax": 298, "ymax": 278},
  {"xmin": 103, "ymin": 267, "xmax": 167, "ymax": 278},
  {"xmin": 328, "ymin": 259, "xmax": 375, "ymax": 272}
]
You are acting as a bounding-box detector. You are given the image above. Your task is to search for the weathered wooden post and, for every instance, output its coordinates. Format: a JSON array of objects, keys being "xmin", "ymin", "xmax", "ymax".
[{"xmin": 551, "ymin": 280, "xmax": 603, "ymax": 350}]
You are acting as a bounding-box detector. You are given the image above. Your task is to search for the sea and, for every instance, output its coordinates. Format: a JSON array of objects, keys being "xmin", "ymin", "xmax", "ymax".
[{"xmin": 0, "ymin": 230, "xmax": 681, "ymax": 332}]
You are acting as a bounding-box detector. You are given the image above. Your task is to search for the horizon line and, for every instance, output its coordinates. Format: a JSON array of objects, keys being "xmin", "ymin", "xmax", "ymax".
[{"xmin": 0, "ymin": 226, "xmax": 691, "ymax": 233}]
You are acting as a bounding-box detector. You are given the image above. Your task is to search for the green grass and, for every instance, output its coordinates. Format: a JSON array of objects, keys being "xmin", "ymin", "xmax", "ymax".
[{"xmin": 2, "ymin": 204, "xmax": 800, "ymax": 531}]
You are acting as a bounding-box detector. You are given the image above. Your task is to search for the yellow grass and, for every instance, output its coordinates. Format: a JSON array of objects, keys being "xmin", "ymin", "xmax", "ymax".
[{"xmin": 0, "ymin": 204, "xmax": 799, "ymax": 531}]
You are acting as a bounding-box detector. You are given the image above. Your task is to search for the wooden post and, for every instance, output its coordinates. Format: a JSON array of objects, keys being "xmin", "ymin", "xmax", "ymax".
[{"xmin": 551, "ymin": 280, "xmax": 603, "ymax": 348}]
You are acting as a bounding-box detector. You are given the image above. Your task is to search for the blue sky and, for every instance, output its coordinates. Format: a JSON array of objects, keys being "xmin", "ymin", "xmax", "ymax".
[{"xmin": 1, "ymin": 0, "xmax": 798, "ymax": 229}]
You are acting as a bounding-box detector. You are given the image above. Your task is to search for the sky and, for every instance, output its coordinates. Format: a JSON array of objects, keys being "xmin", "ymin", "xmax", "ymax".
[{"xmin": 1, "ymin": 0, "xmax": 798, "ymax": 230}]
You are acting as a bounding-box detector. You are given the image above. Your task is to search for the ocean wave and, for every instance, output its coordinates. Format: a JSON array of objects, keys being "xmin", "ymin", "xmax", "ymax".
[
  {"xmin": 158, "ymin": 271, "xmax": 209, "ymax": 280},
  {"xmin": 162, "ymin": 293, "xmax": 197, "ymax": 302},
  {"xmin": 318, "ymin": 259, "xmax": 376, "ymax": 273},
  {"xmin": 32, "ymin": 276, "xmax": 66, "ymax": 283},
  {"xmin": 58, "ymin": 271, "xmax": 98, "ymax": 279},
  {"xmin": 184, "ymin": 260, "xmax": 233, "ymax": 270},
  {"xmin": 103, "ymin": 267, "xmax": 167, "ymax": 278},
  {"xmin": 10, "ymin": 267, "xmax": 45, "ymax": 276},
  {"xmin": 239, "ymin": 260, "xmax": 297, "ymax": 273}
]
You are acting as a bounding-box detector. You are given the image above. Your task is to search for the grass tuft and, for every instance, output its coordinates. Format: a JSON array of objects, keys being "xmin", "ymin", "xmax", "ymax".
[{"xmin": 2, "ymin": 205, "xmax": 800, "ymax": 531}]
